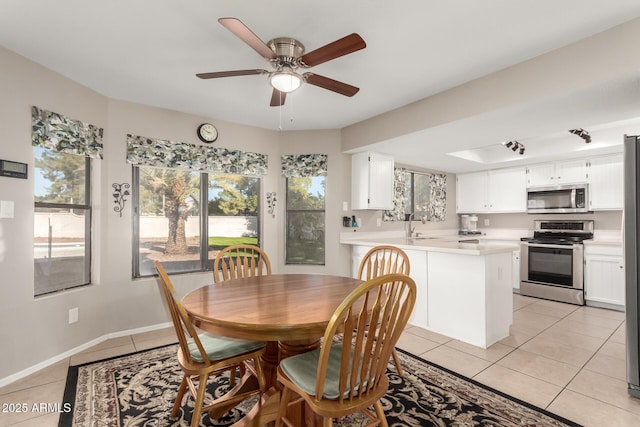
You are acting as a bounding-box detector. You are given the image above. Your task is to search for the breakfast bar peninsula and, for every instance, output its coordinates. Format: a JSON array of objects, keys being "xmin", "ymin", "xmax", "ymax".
[{"xmin": 341, "ymin": 231, "xmax": 515, "ymax": 349}]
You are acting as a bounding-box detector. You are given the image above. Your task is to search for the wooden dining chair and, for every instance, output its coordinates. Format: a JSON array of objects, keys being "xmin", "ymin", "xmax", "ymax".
[
  {"xmin": 213, "ymin": 244, "xmax": 272, "ymax": 283},
  {"xmin": 357, "ymin": 245, "xmax": 410, "ymax": 377},
  {"xmin": 275, "ymin": 273, "xmax": 416, "ymax": 427},
  {"xmin": 154, "ymin": 261, "xmax": 267, "ymax": 427}
]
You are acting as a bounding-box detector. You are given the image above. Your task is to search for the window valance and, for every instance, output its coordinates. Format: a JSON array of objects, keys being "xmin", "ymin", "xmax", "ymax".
[
  {"xmin": 126, "ymin": 134, "xmax": 268, "ymax": 176},
  {"xmin": 281, "ymin": 154, "xmax": 328, "ymax": 178},
  {"xmin": 31, "ymin": 106, "xmax": 104, "ymax": 159}
]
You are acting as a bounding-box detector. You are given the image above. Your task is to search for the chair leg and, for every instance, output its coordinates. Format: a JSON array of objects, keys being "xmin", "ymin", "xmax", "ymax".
[
  {"xmin": 171, "ymin": 376, "xmax": 188, "ymax": 418},
  {"xmin": 190, "ymin": 374, "xmax": 208, "ymax": 427},
  {"xmin": 322, "ymin": 416, "xmax": 333, "ymax": 427},
  {"xmin": 252, "ymin": 356, "xmax": 267, "ymax": 392},
  {"xmin": 373, "ymin": 401, "xmax": 388, "ymax": 427},
  {"xmin": 275, "ymin": 386, "xmax": 292, "ymax": 427},
  {"xmin": 391, "ymin": 349, "xmax": 404, "ymax": 377}
]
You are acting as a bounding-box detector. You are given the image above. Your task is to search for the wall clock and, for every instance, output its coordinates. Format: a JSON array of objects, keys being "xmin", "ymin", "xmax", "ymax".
[{"xmin": 197, "ymin": 123, "xmax": 218, "ymax": 143}]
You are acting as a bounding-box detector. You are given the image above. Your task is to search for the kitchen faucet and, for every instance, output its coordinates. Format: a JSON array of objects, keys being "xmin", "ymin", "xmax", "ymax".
[
  {"xmin": 406, "ymin": 212, "xmax": 416, "ymax": 239},
  {"xmin": 406, "ymin": 211, "xmax": 426, "ymax": 239}
]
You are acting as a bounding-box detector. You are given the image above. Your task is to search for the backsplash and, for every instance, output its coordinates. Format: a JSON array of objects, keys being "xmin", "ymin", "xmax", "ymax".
[{"xmin": 474, "ymin": 210, "xmax": 623, "ymax": 233}]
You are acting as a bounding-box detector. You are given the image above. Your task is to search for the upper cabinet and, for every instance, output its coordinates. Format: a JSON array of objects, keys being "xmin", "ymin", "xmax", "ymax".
[
  {"xmin": 589, "ymin": 154, "xmax": 623, "ymax": 210},
  {"xmin": 351, "ymin": 151, "xmax": 394, "ymax": 210},
  {"xmin": 526, "ymin": 160, "xmax": 589, "ymax": 187},
  {"xmin": 456, "ymin": 167, "xmax": 527, "ymax": 213},
  {"xmin": 456, "ymin": 154, "xmax": 623, "ymax": 214}
]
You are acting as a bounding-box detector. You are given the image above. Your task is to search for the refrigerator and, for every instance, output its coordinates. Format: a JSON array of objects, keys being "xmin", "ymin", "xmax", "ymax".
[{"xmin": 624, "ymin": 134, "xmax": 640, "ymax": 398}]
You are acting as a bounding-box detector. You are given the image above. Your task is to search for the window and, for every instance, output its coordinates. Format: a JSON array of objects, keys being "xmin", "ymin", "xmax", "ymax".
[
  {"xmin": 285, "ymin": 176, "xmax": 325, "ymax": 264},
  {"xmin": 403, "ymin": 171, "xmax": 431, "ymax": 220},
  {"xmin": 34, "ymin": 147, "xmax": 91, "ymax": 296},
  {"xmin": 133, "ymin": 166, "xmax": 260, "ymax": 277}
]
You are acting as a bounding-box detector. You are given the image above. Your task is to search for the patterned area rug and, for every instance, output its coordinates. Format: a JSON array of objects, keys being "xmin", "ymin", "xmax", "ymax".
[{"xmin": 59, "ymin": 344, "xmax": 582, "ymax": 426}]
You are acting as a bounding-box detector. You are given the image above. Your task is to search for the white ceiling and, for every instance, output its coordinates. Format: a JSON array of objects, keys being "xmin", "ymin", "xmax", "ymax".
[{"xmin": 2, "ymin": 0, "xmax": 640, "ymax": 173}]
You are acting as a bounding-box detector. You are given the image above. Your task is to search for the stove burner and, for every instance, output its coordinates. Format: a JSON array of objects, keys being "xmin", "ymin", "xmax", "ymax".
[{"xmin": 522, "ymin": 219, "xmax": 594, "ymax": 245}]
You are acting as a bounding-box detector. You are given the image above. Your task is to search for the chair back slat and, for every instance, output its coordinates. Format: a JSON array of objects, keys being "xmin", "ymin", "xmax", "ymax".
[
  {"xmin": 155, "ymin": 261, "xmax": 210, "ymax": 365},
  {"xmin": 213, "ymin": 244, "xmax": 272, "ymax": 283},
  {"xmin": 316, "ymin": 274, "xmax": 416, "ymax": 402},
  {"xmin": 357, "ymin": 245, "xmax": 410, "ymax": 280}
]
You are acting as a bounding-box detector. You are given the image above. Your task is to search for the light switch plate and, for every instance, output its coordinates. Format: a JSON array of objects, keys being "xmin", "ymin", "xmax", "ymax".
[{"xmin": 0, "ymin": 200, "xmax": 14, "ymax": 218}]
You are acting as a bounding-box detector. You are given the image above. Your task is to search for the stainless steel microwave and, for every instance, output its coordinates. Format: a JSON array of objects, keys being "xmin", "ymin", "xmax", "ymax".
[{"xmin": 527, "ymin": 184, "xmax": 590, "ymax": 213}]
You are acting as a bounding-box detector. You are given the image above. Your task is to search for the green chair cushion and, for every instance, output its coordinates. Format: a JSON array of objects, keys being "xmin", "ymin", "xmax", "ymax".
[
  {"xmin": 187, "ymin": 333, "xmax": 264, "ymax": 363},
  {"xmin": 280, "ymin": 343, "xmax": 369, "ymax": 400}
]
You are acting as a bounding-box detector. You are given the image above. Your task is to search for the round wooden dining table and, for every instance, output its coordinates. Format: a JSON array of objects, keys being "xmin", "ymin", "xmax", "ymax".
[{"xmin": 182, "ymin": 273, "xmax": 363, "ymax": 427}]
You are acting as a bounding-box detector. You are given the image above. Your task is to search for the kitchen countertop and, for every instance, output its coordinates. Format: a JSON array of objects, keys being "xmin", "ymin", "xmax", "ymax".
[{"xmin": 340, "ymin": 234, "xmax": 516, "ymax": 256}]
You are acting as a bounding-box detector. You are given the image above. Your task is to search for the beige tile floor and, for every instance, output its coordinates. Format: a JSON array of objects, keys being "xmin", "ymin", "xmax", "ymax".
[{"xmin": 1, "ymin": 294, "xmax": 639, "ymax": 426}]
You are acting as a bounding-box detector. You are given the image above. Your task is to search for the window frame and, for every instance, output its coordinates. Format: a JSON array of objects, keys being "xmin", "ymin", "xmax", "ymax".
[
  {"xmin": 284, "ymin": 176, "xmax": 326, "ymax": 265},
  {"xmin": 404, "ymin": 170, "xmax": 430, "ymax": 220},
  {"xmin": 33, "ymin": 152, "xmax": 92, "ymax": 296},
  {"xmin": 132, "ymin": 166, "xmax": 262, "ymax": 278}
]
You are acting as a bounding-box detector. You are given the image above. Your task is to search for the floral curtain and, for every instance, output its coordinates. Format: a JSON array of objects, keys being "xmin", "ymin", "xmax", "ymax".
[
  {"xmin": 428, "ymin": 173, "xmax": 447, "ymax": 221},
  {"xmin": 126, "ymin": 134, "xmax": 268, "ymax": 176},
  {"xmin": 280, "ymin": 154, "xmax": 328, "ymax": 178},
  {"xmin": 31, "ymin": 106, "xmax": 104, "ymax": 159},
  {"xmin": 383, "ymin": 168, "xmax": 409, "ymax": 221},
  {"xmin": 383, "ymin": 168, "xmax": 447, "ymax": 222}
]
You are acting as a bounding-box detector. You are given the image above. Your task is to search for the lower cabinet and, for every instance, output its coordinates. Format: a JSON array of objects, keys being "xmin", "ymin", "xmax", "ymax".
[
  {"xmin": 512, "ymin": 250, "xmax": 520, "ymax": 291},
  {"xmin": 584, "ymin": 243, "xmax": 624, "ymax": 311}
]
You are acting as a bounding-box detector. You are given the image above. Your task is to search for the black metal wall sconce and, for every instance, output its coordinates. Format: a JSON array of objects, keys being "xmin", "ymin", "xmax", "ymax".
[
  {"xmin": 112, "ymin": 183, "xmax": 130, "ymax": 217},
  {"xmin": 569, "ymin": 128, "xmax": 591, "ymax": 143},
  {"xmin": 266, "ymin": 192, "xmax": 276, "ymax": 218},
  {"xmin": 504, "ymin": 140, "xmax": 526, "ymax": 155}
]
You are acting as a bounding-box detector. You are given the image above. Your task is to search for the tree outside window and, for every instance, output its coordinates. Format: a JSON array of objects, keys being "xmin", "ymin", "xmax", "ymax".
[
  {"xmin": 133, "ymin": 166, "xmax": 260, "ymax": 277},
  {"xmin": 286, "ymin": 176, "xmax": 325, "ymax": 264}
]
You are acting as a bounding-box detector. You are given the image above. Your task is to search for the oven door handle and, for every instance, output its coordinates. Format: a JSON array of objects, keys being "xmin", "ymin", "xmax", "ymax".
[{"xmin": 521, "ymin": 242, "xmax": 580, "ymax": 250}]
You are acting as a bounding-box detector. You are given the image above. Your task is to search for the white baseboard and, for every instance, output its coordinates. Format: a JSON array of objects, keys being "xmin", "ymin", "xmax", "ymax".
[{"xmin": 0, "ymin": 322, "xmax": 173, "ymax": 388}]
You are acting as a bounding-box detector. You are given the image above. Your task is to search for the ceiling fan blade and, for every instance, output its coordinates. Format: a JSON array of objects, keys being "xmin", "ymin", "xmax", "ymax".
[
  {"xmin": 270, "ymin": 89, "xmax": 287, "ymax": 107},
  {"xmin": 218, "ymin": 17, "xmax": 276, "ymax": 60},
  {"xmin": 196, "ymin": 69, "xmax": 268, "ymax": 79},
  {"xmin": 303, "ymin": 73, "xmax": 360, "ymax": 97},
  {"xmin": 299, "ymin": 33, "xmax": 366, "ymax": 67}
]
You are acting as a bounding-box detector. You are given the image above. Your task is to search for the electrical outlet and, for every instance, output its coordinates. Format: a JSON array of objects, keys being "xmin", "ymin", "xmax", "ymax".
[
  {"xmin": 342, "ymin": 201, "xmax": 348, "ymax": 211},
  {"xmin": 376, "ymin": 218, "xmax": 381, "ymax": 227},
  {"xmin": 69, "ymin": 307, "xmax": 78, "ymax": 324},
  {"xmin": 484, "ymin": 219, "xmax": 490, "ymax": 227}
]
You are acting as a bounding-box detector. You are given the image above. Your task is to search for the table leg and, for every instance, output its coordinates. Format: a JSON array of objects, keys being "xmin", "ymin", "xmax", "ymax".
[{"xmin": 229, "ymin": 339, "xmax": 324, "ymax": 427}]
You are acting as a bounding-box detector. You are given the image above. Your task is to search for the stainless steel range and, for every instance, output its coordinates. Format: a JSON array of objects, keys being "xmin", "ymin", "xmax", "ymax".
[{"xmin": 520, "ymin": 220, "xmax": 594, "ymax": 305}]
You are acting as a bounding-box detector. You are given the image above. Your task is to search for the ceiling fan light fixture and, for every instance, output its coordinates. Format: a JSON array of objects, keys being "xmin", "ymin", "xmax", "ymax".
[{"xmin": 270, "ymin": 67, "xmax": 303, "ymax": 93}]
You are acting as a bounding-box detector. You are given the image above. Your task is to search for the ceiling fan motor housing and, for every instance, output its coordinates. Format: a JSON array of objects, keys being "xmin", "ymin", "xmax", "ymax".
[{"xmin": 267, "ymin": 37, "xmax": 305, "ymax": 67}]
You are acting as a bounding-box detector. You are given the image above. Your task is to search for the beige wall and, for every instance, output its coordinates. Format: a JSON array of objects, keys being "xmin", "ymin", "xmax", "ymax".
[{"xmin": 0, "ymin": 45, "xmax": 351, "ymax": 382}]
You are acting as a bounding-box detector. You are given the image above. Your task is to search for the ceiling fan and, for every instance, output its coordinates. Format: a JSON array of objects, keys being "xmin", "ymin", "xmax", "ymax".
[{"xmin": 196, "ymin": 18, "xmax": 366, "ymax": 106}]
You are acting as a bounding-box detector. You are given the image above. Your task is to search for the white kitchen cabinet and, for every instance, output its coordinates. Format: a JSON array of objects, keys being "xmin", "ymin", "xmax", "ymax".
[
  {"xmin": 456, "ymin": 171, "xmax": 488, "ymax": 213},
  {"xmin": 351, "ymin": 151, "xmax": 394, "ymax": 210},
  {"xmin": 456, "ymin": 167, "xmax": 526, "ymax": 213},
  {"xmin": 488, "ymin": 167, "xmax": 527, "ymax": 212},
  {"xmin": 584, "ymin": 243, "xmax": 625, "ymax": 311},
  {"xmin": 483, "ymin": 239, "xmax": 521, "ymax": 290},
  {"xmin": 588, "ymin": 154, "xmax": 623, "ymax": 210},
  {"xmin": 526, "ymin": 160, "xmax": 589, "ymax": 187},
  {"xmin": 512, "ymin": 250, "xmax": 521, "ymax": 291}
]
